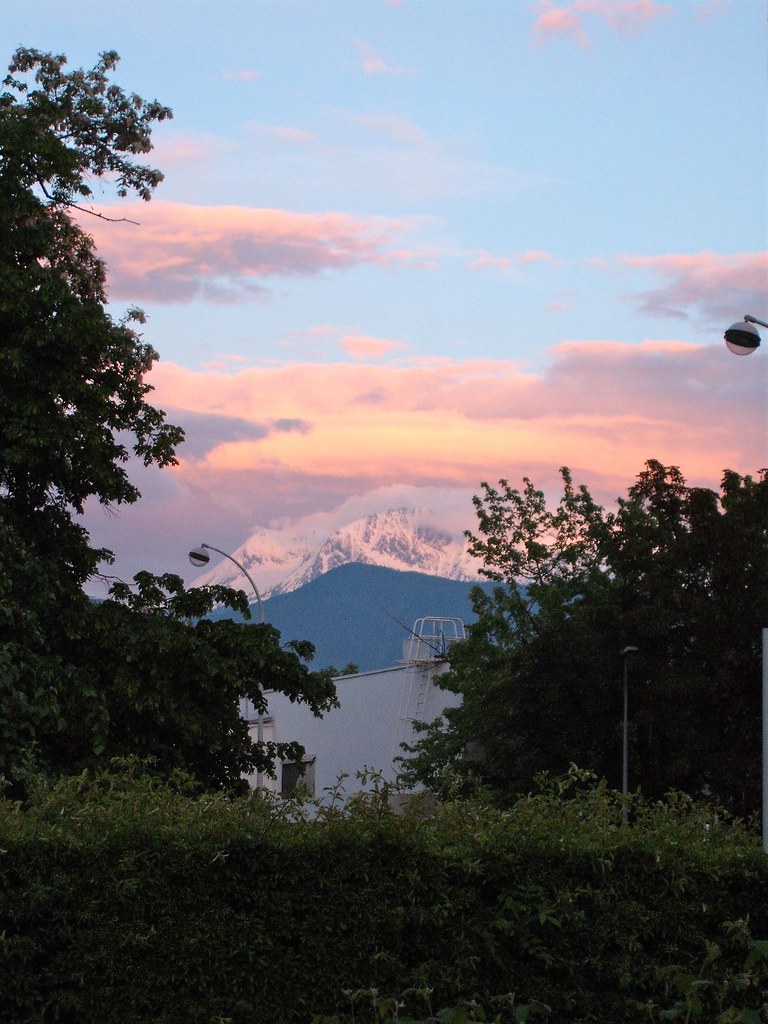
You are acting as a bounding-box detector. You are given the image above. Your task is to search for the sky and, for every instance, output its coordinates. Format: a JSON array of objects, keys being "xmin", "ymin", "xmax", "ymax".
[{"xmin": 3, "ymin": 0, "xmax": 767, "ymax": 594}]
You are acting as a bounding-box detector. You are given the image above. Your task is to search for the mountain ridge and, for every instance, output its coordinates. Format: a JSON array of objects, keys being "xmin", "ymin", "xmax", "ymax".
[
  {"xmin": 193, "ymin": 507, "xmax": 483, "ymax": 600},
  {"xmin": 216, "ymin": 562, "xmax": 495, "ymax": 673}
]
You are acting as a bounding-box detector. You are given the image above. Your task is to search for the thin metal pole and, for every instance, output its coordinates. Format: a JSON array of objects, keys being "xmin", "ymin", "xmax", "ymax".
[
  {"xmin": 201, "ymin": 544, "xmax": 265, "ymax": 623},
  {"xmin": 723, "ymin": 320, "xmax": 766, "ymax": 852},
  {"xmin": 622, "ymin": 656, "xmax": 629, "ymax": 825},
  {"xmin": 619, "ymin": 646, "xmax": 637, "ymax": 826},
  {"xmin": 763, "ymin": 628, "xmax": 767, "ymax": 855},
  {"xmin": 196, "ymin": 543, "xmax": 267, "ymax": 788}
]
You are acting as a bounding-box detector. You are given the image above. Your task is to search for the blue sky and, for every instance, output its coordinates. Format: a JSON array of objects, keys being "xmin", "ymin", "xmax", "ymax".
[{"xmin": 4, "ymin": 0, "xmax": 766, "ymax": 590}]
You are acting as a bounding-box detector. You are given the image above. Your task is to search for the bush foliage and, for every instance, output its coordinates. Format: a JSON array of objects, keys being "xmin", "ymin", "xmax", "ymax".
[
  {"xmin": 405, "ymin": 462, "xmax": 768, "ymax": 819},
  {"xmin": 0, "ymin": 764, "xmax": 766, "ymax": 1024}
]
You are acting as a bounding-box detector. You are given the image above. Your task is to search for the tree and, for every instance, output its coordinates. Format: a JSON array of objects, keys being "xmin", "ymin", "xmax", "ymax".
[
  {"xmin": 0, "ymin": 48, "xmax": 180, "ymax": 580},
  {"xmin": 0, "ymin": 49, "xmax": 335, "ymax": 791},
  {"xmin": 404, "ymin": 461, "xmax": 768, "ymax": 817},
  {"xmin": 49, "ymin": 574, "xmax": 336, "ymax": 790}
]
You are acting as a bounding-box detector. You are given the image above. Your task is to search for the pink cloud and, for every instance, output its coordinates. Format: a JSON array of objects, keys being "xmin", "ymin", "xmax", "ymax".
[
  {"xmin": 355, "ymin": 40, "xmax": 410, "ymax": 75},
  {"xmin": 82, "ymin": 339, "xmax": 764, "ymax": 591},
  {"xmin": 533, "ymin": 4, "xmax": 591, "ymax": 48},
  {"xmin": 622, "ymin": 251, "xmax": 768, "ymax": 322},
  {"xmin": 250, "ymin": 123, "xmax": 317, "ymax": 143},
  {"xmin": 470, "ymin": 250, "xmax": 557, "ymax": 271},
  {"xmin": 340, "ymin": 335, "xmax": 408, "ymax": 360},
  {"xmin": 151, "ymin": 132, "xmax": 235, "ymax": 169},
  {"xmin": 354, "ymin": 114, "xmax": 428, "ymax": 145},
  {"xmin": 696, "ymin": 0, "xmax": 729, "ymax": 20},
  {"xmin": 199, "ymin": 354, "xmax": 250, "ymax": 371},
  {"xmin": 468, "ymin": 253, "xmax": 512, "ymax": 271},
  {"xmin": 220, "ymin": 69, "xmax": 260, "ymax": 81},
  {"xmin": 517, "ymin": 250, "xmax": 557, "ymax": 264},
  {"xmin": 295, "ymin": 325, "xmax": 338, "ymax": 339},
  {"xmin": 145, "ymin": 340, "xmax": 763, "ymax": 501},
  {"xmin": 532, "ymin": 0, "xmax": 669, "ymax": 47},
  {"xmin": 77, "ymin": 202, "xmax": 418, "ymax": 303}
]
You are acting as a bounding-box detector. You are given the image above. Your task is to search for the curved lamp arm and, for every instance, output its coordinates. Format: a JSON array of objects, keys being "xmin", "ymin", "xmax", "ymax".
[{"xmin": 189, "ymin": 543, "xmax": 265, "ymax": 623}]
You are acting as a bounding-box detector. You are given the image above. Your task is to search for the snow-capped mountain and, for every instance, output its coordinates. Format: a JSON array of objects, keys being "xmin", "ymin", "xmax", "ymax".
[{"xmin": 190, "ymin": 508, "xmax": 483, "ymax": 601}]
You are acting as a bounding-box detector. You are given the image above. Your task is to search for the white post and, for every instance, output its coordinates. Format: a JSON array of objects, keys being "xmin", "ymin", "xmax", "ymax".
[
  {"xmin": 722, "ymin": 321, "xmax": 766, "ymax": 853},
  {"xmin": 619, "ymin": 646, "xmax": 637, "ymax": 826},
  {"xmin": 763, "ymin": 628, "xmax": 767, "ymax": 855},
  {"xmin": 622, "ymin": 657, "xmax": 629, "ymax": 826}
]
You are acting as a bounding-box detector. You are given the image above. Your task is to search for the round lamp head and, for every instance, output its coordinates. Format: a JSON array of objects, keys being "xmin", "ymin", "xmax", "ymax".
[
  {"xmin": 724, "ymin": 320, "xmax": 761, "ymax": 356},
  {"xmin": 188, "ymin": 546, "xmax": 210, "ymax": 568}
]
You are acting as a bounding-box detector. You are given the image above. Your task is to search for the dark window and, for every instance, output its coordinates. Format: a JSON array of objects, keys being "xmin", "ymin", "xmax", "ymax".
[{"xmin": 281, "ymin": 757, "xmax": 315, "ymax": 797}]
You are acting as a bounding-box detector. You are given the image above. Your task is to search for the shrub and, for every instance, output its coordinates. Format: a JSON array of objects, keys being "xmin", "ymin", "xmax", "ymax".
[{"xmin": 0, "ymin": 763, "xmax": 765, "ymax": 1023}]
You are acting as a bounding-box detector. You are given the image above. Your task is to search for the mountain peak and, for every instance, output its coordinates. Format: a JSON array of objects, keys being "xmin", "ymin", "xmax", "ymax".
[{"xmin": 191, "ymin": 508, "xmax": 482, "ymax": 599}]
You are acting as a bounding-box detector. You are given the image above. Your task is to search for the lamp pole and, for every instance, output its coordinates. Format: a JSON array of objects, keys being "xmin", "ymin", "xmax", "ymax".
[
  {"xmin": 188, "ymin": 542, "xmax": 267, "ymax": 788},
  {"xmin": 188, "ymin": 543, "xmax": 265, "ymax": 623},
  {"xmin": 724, "ymin": 314, "xmax": 767, "ymax": 854},
  {"xmin": 620, "ymin": 646, "xmax": 638, "ymax": 825},
  {"xmin": 763, "ymin": 630, "xmax": 768, "ymax": 856}
]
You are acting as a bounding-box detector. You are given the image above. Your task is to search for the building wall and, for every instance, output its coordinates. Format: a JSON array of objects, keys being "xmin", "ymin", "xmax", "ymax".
[{"xmin": 243, "ymin": 658, "xmax": 460, "ymax": 798}]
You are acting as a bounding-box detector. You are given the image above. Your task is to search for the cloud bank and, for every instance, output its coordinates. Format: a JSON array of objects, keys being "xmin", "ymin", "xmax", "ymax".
[
  {"xmin": 532, "ymin": 0, "xmax": 670, "ymax": 48},
  {"xmin": 80, "ymin": 200, "xmax": 764, "ymax": 330},
  {"xmin": 153, "ymin": 338, "xmax": 764, "ymax": 507},
  {"xmin": 82, "ymin": 338, "xmax": 765, "ymax": 593},
  {"xmin": 622, "ymin": 252, "xmax": 768, "ymax": 323},
  {"xmin": 80, "ymin": 202, "xmax": 418, "ymax": 303}
]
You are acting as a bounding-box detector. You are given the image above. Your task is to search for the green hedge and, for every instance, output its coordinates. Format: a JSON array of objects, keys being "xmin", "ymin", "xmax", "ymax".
[{"xmin": 0, "ymin": 767, "xmax": 766, "ymax": 1024}]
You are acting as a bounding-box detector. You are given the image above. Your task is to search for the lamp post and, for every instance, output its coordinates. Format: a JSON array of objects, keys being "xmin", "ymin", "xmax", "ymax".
[
  {"xmin": 188, "ymin": 542, "xmax": 267, "ymax": 788},
  {"xmin": 724, "ymin": 314, "xmax": 767, "ymax": 854},
  {"xmin": 188, "ymin": 543, "xmax": 265, "ymax": 623},
  {"xmin": 620, "ymin": 646, "xmax": 638, "ymax": 825}
]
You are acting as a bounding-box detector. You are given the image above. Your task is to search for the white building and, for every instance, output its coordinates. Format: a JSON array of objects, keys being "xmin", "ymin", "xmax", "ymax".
[{"xmin": 242, "ymin": 616, "xmax": 465, "ymax": 799}]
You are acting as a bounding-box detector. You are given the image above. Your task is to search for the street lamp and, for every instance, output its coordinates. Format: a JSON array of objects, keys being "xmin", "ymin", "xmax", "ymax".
[
  {"xmin": 724, "ymin": 315, "xmax": 767, "ymax": 854},
  {"xmin": 189, "ymin": 542, "xmax": 268, "ymax": 788},
  {"xmin": 620, "ymin": 646, "xmax": 638, "ymax": 825},
  {"xmin": 188, "ymin": 543, "xmax": 265, "ymax": 624},
  {"xmin": 724, "ymin": 314, "xmax": 767, "ymax": 356}
]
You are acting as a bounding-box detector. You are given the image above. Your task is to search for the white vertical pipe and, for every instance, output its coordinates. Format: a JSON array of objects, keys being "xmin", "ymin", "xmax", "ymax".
[
  {"xmin": 763, "ymin": 628, "xmax": 767, "ymax": 855},
  {"xmin": 621, "ymin": 658, "xmax": 629, "ymax": 826}
]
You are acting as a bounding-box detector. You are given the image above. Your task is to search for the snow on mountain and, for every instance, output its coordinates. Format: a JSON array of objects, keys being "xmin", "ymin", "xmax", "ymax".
[{"xmin": 190, "ymin": 508, "xmax": 483, "ymax": 601}]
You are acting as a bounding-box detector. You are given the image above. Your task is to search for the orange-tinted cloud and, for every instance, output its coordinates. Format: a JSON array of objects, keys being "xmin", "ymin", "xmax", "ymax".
[
  {"xmin": 622, "ymin": 251, "xmax": 768, "ymax": 322},
  {"xmin": 78, "ymin": 202, "xmax": 418, "ymax": 303},
  {"xmin": 341, "ymin": 335, "xmax": 408, "ymax": 360},
  {"xmin": 148, "ymin": 339, "xmax": 764, "ymax": 513},
  {"xmin": 83, "ymin": 339, "xmax": 765, "ymax": 591},
  {"xmin": 532, "ymin": 0, "xmax": 669, "ymax": 47},
  {"xmin": 533, "ymin": 4, "xmax": 591, "ymax": 48},
  {"xmin": 200, "ymin": 354, "xmax": 250, "ymax": 371}
]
